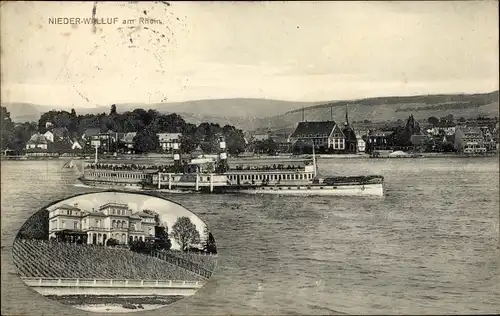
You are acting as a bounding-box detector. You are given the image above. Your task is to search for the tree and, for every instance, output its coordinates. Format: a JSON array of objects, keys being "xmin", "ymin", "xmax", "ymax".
[
  {"xmin": 133, "ymin": 127, "xmax": 159, "ymax": 153},
  {"xmin": 69, "ymin": 108, "xmax": 78, "ymax": 135},
  {"xmin": 9, "ymin": 122, "xmax": 37, "ymax": 153},
  {"xmin": 1, "ymin": 106, "xmax": 15, "ymax": 150},
  {"xmin": 427, "ymin": 116, "xmax": 439, "ymax": 127},
  {"xmin": 256, "ymin": 138, "xmax": 278, "ymax": 155},
  {"xmin": 37, "ymin": 110, "xmax": 72, "ymax": 132},
  {"xmin": 171, "ymin": 216, "xmax": 201, "ymax": 251},
  {"xmin": 154, "ymin": 223, "xmax": 172, "ymax": 250},
  {"xmin": 202, "ymin": 226, "xmax": 217, "ymax": 254},
  {"xmin": 223, "ymin": 125, "xmax": 246, "ymax": 156},
  {"xmin": 110, "ymin": 104, "xmax": 117, "ymax": 116}
]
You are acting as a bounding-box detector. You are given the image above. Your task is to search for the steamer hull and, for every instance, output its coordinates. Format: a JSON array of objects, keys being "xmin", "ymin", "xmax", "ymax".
[{"xmin": 230, "ymin": 183, "xmax": 384, "ymax": 197}]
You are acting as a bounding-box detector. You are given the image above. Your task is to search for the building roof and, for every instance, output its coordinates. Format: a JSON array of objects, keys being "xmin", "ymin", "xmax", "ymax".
[
  {"xmin": 54, "ymin": 204, "xmax": 81, "ymax": 211},
  {"xmin": 99, "ymin": 202, "xmax": 129, "ymax": 210},
  {"xmin": 158, "ymin": 133, "xmax": 182, "ymax": 142},
  {"xmin": 252, "ymin": 134, "xmax": 270, "ymax": 141},
  {"xmin": 82, "ymin": 211, "xmax": 106, "ymax": 217},
  {"xmin": 457, "ymin": 126, "xmax": 483, "ymax": 136},
  {"xmin": 132, "ymin": 211, "xmax": 156, "ymax": 218},
  {"xmin": 124, "ymin": 132, "xmax": 137, "ymax": 143},
  {"xmin": 370, "ymin": 130, "xmax": 392, "ymax": 137},
  {"xmin": 290, "ymin": 121, "xmax": 337, "ymax": 138},
  {"xmin": 52, "ymin": 127, "xmax": 69, "ymax": 138},
  {"xmin": 83, "ymin": 128, "xmax": 101, "ymax": 137},
  {"xmin": 27, "ymin": 133, "xmax": 49, "ymax": 145},
  {"xmin": 270, "ymin": 135, "xmax": 289, "ymax": 143}
]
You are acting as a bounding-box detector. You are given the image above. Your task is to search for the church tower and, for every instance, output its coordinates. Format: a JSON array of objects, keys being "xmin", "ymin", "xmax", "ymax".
[{"xmin": 344, "ymin": 104, "xmax": 350, "ymax": 126}]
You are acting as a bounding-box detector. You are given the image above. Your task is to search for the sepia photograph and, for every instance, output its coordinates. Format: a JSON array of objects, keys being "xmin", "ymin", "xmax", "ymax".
[
  {"xmin": 12, "ymin": 191, "xmax": 217, "ymax": 313},
  {"xmin": 1, "ymin": 1, "xmax": 499, "ymax": 315}
]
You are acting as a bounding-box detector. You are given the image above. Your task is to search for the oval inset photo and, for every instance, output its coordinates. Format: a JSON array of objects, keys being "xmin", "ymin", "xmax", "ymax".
[{"xmin": 12, "ymin": 191, "xmax": 218, "ymax": 313}]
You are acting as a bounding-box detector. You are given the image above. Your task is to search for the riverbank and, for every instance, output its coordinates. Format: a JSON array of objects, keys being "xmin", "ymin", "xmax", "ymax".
[
  {"xmin": 2, "ymin": 151, "xmax": 498, "ymax": 162},
  {"xmin": 47, "ymin": 295, "xmax": 184, "ymax": 313},
  {"xmin": 47, "ymin": 294, "xmax": 184, "ymax": 305}
]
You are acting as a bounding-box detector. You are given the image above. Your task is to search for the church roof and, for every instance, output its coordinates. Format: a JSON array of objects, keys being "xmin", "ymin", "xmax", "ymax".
[{"xmin": 290, "ymin": 121, "xmax": 337, "ymax": 138}]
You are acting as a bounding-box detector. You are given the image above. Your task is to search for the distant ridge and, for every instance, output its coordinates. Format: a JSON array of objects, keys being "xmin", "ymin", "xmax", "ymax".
[
  {"xmin": 251, "ymin": 90, "xmax": 499, "ymax": 132},
  {"xmin": 2, "ymin": 91, "xmax": 498, "ymax": 132}
]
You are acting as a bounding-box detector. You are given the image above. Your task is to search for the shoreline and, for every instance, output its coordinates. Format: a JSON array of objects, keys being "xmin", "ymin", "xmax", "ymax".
[
  {"xmin": 47, "ymin": 294, "xmax": 185, "ymax": 306},
  {"xmin": 2, "ymin": 152, "xmax": 498, "ymax": 162}
]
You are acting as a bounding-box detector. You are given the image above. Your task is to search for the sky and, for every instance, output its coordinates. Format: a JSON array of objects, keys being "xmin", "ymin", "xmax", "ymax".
[
  {"xmin": 47, "ymin": 191, "xmax": 208, "ymax": 250},
  {"xmin": 1, "ymin": 1, "xmax": 498, "ymax": 108}
]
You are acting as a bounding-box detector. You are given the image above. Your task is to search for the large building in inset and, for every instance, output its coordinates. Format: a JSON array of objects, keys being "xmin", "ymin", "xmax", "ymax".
[{"xmin": 48, "ymin": 203, "xmax": 156, "ymax": 245}]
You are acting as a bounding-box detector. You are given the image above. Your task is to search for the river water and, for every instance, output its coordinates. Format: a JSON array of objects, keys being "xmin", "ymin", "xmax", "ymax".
[{"xmin": 1, "ymin": 158, "xmax": 499, "ymax": 315}]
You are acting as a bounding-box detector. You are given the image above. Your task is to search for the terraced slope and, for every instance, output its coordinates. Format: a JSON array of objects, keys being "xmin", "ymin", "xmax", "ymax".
[{"xmin": 12, "ymin": 239, "xmax": 203, "ymax": 281}]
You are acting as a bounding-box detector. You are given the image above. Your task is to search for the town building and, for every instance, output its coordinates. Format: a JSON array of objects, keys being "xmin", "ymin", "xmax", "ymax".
[
  {"xmin": 270, "ymin": 133, "xmax": 292, "ymax": 153},
  {"xmin": 355, "ymin": 131, "xmax": 368, "ymax": 153},
  {"xmin": 71, "ymin": 139, "xmax": 83, "ymax": 150},
  {"xmin": 43, "ymin": 131, "xmax": 54, "ymax": 143},
  {"xmin": 251, "ymin": 132, "xmax": 271, "ymax": 142},
  {"xmin": 82, "ymin": 128, "xmax": 101, "ymax": 147},
  {"xmin": 289, "ymin": 107, "xmax": 358, "ymax": 154},
  {"xmin": 48, "ymin": 202, "xmax": 157, "ymax": 245},
  {"xmin": 123, "ymin": 132, "xmax": 137, "ymax": 149},
  {"xmin": 365, "ymin": 130, "xmax": 392, "ymax": 153},
  {"xmin": 26, "ymin": 133, "xmax": 49, "ymax": 150},
  {"xmin": 454, "ymin": 127, "xmax": 487, "ymax": 154},
  {"xmin": 426, "ymin": 126, "xmax": 457, "ymax": 137},
  {"xmin": 158, "ymin": 133, "xmax": 182, "ymax": 151}
]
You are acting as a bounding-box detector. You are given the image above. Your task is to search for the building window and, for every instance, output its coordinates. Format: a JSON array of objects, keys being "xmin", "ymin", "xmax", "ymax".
[{"xmin": 74, "ymin": 222, "xmax": 78, "ymax": 229}]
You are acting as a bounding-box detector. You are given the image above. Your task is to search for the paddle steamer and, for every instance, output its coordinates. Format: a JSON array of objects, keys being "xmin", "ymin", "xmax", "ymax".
[{"xmin": 77, "ymin": 140, "xmax": 384, "ymax": 197}]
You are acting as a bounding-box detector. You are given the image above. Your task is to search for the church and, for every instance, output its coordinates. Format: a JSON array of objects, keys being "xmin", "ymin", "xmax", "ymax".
[{"xmin": 289, "ymin": 105, "xmax": 358, "ymax": 154}]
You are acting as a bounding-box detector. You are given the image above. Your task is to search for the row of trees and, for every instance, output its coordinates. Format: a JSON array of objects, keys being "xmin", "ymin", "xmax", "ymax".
[{"xmin": 1, "ymin": 105, "xmax": 247, "ymax": 156}]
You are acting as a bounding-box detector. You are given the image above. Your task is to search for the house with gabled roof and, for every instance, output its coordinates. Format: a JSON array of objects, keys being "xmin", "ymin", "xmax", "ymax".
[
  {"xmin": 43, "ymin": 131, "xmax": 54, "ymax": 143},
  {"xmin": 157, "ymin": 133, "xmax": 182, "ymax": 151},
  {"xmin": 71, "ymin": 138, "xmax": 83, "ymax": 150},
  {"xmin": 124, "ymin": 132, "xmax": 137, "ymax": 149},
  {"xmin": 26, "ymin": 133, "xmax": 49, "ymax": 150},
  {"xmin": 82, "ymin": 128, "xmax": 101, "ymax": 140},
  {"xmin": 454, "ymin": 127, "xmax": 486, "ymax": 154}
]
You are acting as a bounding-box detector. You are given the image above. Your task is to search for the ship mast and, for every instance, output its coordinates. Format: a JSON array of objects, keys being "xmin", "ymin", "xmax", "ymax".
[
  {"xmin": 218, "ymin": 136, "xmax": 228, "ymax": 173},
  {"xmin": 312, "ymin": 139, "xmax": 317, "ymax": 178}
]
